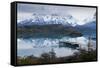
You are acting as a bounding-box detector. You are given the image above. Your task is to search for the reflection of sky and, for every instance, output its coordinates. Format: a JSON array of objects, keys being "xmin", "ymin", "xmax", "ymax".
[
  {"xmin": 17, "ymin": 37, "xmax": 96, "ymax": 57},
  {"xmin": 17, "ymin": 37, "xmax": 96, "ymax": 50},
  {"xmin": 18, "ymin": 47, "xmax": 78, "ymax": 57},
  {"xmin": 17, "ymin": 3, "xmax": 96, "ymax": 25}
]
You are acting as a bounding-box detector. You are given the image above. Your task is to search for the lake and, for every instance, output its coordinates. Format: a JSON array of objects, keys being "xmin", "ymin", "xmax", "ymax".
[{"xmin": 17, "ymin": 31, "xmax": 96, "ymax": 57}]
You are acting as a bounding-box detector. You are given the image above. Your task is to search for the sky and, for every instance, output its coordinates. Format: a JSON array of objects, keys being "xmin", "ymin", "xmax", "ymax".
[{"xmin": 17, "ymin": 3, "xmax": 96, "ymax": 25}]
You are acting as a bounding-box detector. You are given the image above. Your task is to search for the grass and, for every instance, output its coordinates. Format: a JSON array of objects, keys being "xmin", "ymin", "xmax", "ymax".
[{"xmin": 17, "ymin": 49, "xmax": 97, "ymax": 65}]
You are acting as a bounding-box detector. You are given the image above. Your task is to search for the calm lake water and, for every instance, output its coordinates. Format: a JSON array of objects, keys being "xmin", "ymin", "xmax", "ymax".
[{"xmin": 17, "ymin": 32, "xmax": 96, "ymax": 57}]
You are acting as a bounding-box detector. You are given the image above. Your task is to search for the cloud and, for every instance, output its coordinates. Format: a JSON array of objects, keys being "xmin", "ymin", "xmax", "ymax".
[{"xmin": 17, "ymin": 3, "xmax": 96, "ymax": 24}]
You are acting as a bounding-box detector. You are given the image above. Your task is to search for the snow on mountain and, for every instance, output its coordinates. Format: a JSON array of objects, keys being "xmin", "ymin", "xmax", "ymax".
[
  {"xmin": 17, "ymin": 13, "xmax": 78, "ymax": 27},
  {"xmin": 83, "ymin": 12, "xmax": 96, "ymax": 25},
  {"xmin": 75, "ymin": 12, "xmax": 96, "ymax": 30},
  {"xmin": 17, "ymin": 12, "xmax": 96, "ymax": 27}
]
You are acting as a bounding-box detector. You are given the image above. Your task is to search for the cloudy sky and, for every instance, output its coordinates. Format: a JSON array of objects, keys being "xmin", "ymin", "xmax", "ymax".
[{"xmin": 17, "ymin": 3, "xmax": 96, "ymax": 24}]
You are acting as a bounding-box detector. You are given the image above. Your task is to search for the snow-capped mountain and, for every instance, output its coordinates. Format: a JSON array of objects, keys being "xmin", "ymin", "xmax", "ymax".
[
  {"xmin": 84, "ymin": 12, "xmax": 96, "ymax": 26},
  {"xmin": 75, "ymin": 13, "xmax": 96, "ymax": 30},
  {"xmin": 17, "ymin": 13, "xmax": 78, "ymax": 27},
  {"xmin": 17, "ymin": 12, "xmax": 96, "ymax": 28},
  {"xmin": 83, "ymin": 13, "xmax": 96, "ymax": 24}
]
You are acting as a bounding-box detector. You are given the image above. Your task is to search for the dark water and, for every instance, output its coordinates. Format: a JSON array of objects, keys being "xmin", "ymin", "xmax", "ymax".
[{"xmin": 17, "ymin": 30, "xmax": 96, "ymax": 57}]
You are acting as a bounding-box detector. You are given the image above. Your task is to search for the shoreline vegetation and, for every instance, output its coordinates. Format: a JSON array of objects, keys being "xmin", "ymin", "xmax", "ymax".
[{"xmin": 17, "ymin": 48, "xmax": 97, "ymax": 65}]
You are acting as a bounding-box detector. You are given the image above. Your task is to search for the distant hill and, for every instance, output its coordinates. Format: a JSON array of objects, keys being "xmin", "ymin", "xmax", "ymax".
[
  {"xmin": 17, "ymin": 24, "xmax": 82, "ymax": 38},
  {"xmin": 17, "ymin": 13, "xmax": 96, "ymax": 38}
]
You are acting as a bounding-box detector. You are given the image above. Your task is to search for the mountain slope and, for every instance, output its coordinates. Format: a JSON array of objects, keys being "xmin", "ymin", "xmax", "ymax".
[{"xmin": 17, "ymin": 14, "xmax": 78, "ymax": 27}]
